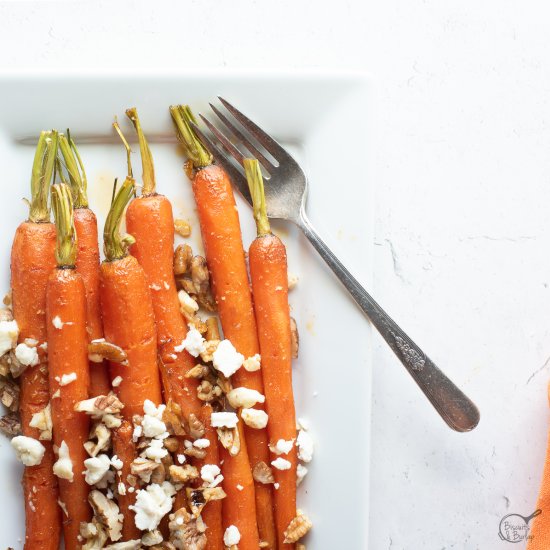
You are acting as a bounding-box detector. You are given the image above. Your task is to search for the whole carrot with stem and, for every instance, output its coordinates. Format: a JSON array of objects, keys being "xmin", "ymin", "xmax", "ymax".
[
  {"xmin": 171, "ymin": 105, "xmax": 275, "ymax": 549},
  {"xmin": 99, "ymin": 175, "xmax": 163, "ymax": 420},
  {"xmin": 59, "ymin": 132, "xmax": 110, "ymax": 396},
  {"xmin": 11, "ymin": 131, "xmax": 62, "ymax": 550},
  {"xmin": 245, "ymin": 159, "xmax": 297, "ymax": 549},
  {"xmin": 46, "ymin": 183, "xmax": 92, "ymax": 549}
]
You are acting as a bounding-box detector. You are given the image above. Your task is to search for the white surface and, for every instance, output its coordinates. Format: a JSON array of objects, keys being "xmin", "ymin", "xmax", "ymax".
[
  {"xmin": 0, "ymin": 73, "xmax": 373, "ymax": 549},
  {"xmin": 2, "ymin": 1, "xmax": 550, "ymax": 549}
]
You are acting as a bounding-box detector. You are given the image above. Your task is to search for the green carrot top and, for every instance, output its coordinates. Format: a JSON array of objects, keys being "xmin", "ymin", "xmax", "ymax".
[
  {"xmin": 58, "ymin": 131, "xmax": 88, "ymax": 209},
  {"xmin": 51, "ymin": 183, "xmax": 77, "ymax": 267},
  {"xmin": 126, "ymin": 107, "xmax": 156, "ymax": 195},
  {"xmin": 244, "ymin": 158, "xmax": 271, "ymax": 237}
]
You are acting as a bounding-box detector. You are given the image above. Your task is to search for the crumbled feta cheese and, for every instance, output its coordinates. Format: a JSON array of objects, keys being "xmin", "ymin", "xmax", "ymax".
[
  {"xmin": 176, "ymin": 454, "xmax": 186, "ymax": 464},
  {"xmin": 297, "ymin": 417, "xmax": 310, "ymax": 431},
  {"xmin": 297, "ymin": 464, "xmax": 308, "ymax": 485},
  {"xmin": 132, "ymin": 425, "xmax": 143, "ymax": 442},
  {"xmin": 142, "ymin": 415, "xmax": 167, "ymax": 438},
  {"xmin": 212, "ymin": 340, "xmax": 244, "ymax": 377},
  {"xmin": 143, "ymin": 439, "xmax": 168, "ymax": 462},
  {"xmin": 201, "ymin": 464, "xmax": 221, "ymax": 485},
  {"xmin": 174, "ymin": 326, "xmax": 206, "ymax": 357},
  {"xmin": 51, "ymin": 389, "xmax": 60, "ymax": 399},
  {"xmin": 242, "ymin": 353, "xmax": 261, "ymax": 372},
  {"xmin": 111, "ymin": 455, "xmax": 123, "ymax": 470},
  {"xmin": 178, "ymin": 290, "xmax": 199, "ymax": 314},
  {"xmin": 183, "ymin": 440, "xmax": 193, "ymax": 449},
  {"xmin": 150, "ymin": 283, "xmax": 161, "ymax": 291},
  {"xmin": 143, "ymin": 400, "xmax": 165, "ymax": 420},
  {"xmin": 163, "ymin": 281, "xmax": 170, "ymax": 290},
  {"xmin": 271, "ymin": 439, "xmax": 294, "ymax": 455},
  {"xmin": 224, "ymin": 525, "xmax": 241, "ymax": 546},
  {"xmin": 130, "ymin": 482, "xmax": 176, "ymax": 531},
  {"xmin": 193, "ymin": 438, "xmax": 210, "ymax": 449},
  {"xmin": 211, "ymin": 411, "xmax": 239, "ymax": 429},
  {"xmin": 11, "ymin": 435, "xmax": 45, "ymax": 466},
  {"xmin": 227, "ymin": 387, "xmax": 265, "ymax": 409},
  {"xmin": 297, "ymin": 430, "xmax": 314, "ymax": 463},
  {"xmin": 84, "ymin": 454, "xmax": 111, "ymax": 485},
  {"xmin": 58, "ymin": 372, "xmax": 77, "ymax": 386},
  {"xmin": 128, "ymin": 487, "xmax": 135, "ymax": 493},
  {"xmin": 241, "ymin": 408, "xmax": 268, "ymax": 429},
  {"xmin": 15, "ymin": 343, "xmax": 39, "ymax": 367},
  {"xmin": 118, "ymin": 482, "xmax": 126, "ymax": 496},
  {"xmin": 271, "ymin": 457, "xmax": 292, "ymax": 471},
  {"xmin": 274, "ymin": 482, "xmax": 280, "ymax": 490},
  {"xmin": 236, "ymin": 484, "xmax": 244, "ymax": 491},
  {"xmin": 53, "ymin": 441, "xmax": 74, "ymax": 481},
  {"xmin": 288, "ymin": 273, "xmax": 299, "ymax": 290},
  {"xmin": 0, "ymin": 319, "xmax": 18, "ymax": 356},
  {"xmin": 112, "ymin": 376, "xmax": 123, "ymax": 388},
  {"xmin": 29, "ymin": 403, "xmax": 52, "ymax": 441},
  {"xmin": 52, "ymin": 315, "xmax": 64, "ymax": 329}
]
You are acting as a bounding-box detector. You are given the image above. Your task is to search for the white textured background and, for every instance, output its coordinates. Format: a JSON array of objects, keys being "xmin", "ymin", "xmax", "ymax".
[{"xmin": 3, "ymin": 1, "xmax": 550, "ymax": 549}]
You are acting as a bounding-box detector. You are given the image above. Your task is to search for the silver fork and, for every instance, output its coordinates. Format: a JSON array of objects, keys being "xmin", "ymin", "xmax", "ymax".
[{"xmin": 192, "ymin": 97, "xmax": 480, "ymax": 433}]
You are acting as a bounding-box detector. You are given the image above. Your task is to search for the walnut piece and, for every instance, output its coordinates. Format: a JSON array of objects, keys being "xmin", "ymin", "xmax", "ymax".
[
  {"xmin": 169, "ymin": 507, "xmax": 207, "ymax": 550},
  {"xmin": 284, "ymin": 510, "xmax": 312, "ymax": 544},
  {"xmin": 169, "ymin": 464, "xmax": 199, "ymax": 483},
  {"xmin": 174, "ymin": 218, "xmax": 192, "ymax": 238},
  {"xmin": 29, "ymin": 403, "xmax": 52, "ymax": 440},
  {"xmin": 88, "ymin": 340, "xmax": 128, "ymax": 364},
  {"xmin": 174, "ymin": 244, "xmax": 194, "ymax": 276},
  {"xmin": 0, "ymin": 412, "xmax": 21, "ymax": 437},
  {"xmin": 0, "ymin": 376, "xmax": 19, "ymax": 412},
  {"xmin": 187, "ymin": 413, "xmax": 205, "ymax": 439},
  {"xmin": 216, "ymin": 427, "xmax": 240, "ymax": 457},
  {"xmin": 163, "ymin": 400, "xmax": 186, "ymax": 436},
  {"xmin": 253, "ymin": 461, "xmax": 275, "ymax": 484},
  {"xmin": 84, "ymin": 421, "xmax": 111, "ymax": 457},
  {"xmin": 89, "ymin": 490, "xmax": 124, "ymax": 542},
  {"xmin": 186, "ymin": 487, "xmax": 226, "ymax": 517},
  {"xmin": 75, "ymin": 394, "xmax": 124, "ymax": 416},
  {"xmin": 80, "ymin": 518, "xmax": 109, "ymax": 550}
]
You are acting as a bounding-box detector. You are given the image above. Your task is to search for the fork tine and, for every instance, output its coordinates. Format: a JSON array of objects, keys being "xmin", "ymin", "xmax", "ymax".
[
  {"xmin": 199, "ymin": 114, "xmax": 246, "ymax": 166},
  {"xmin": 217, "ymin": 97, "xmax": 292, "ymax": 163},
  {"xmin": 208, "ymin": 103, "xmax": 276, "ymax": 173},
  {"xmin": 190, "ymin": 121, "xmax": 252, "ymax": 205}
]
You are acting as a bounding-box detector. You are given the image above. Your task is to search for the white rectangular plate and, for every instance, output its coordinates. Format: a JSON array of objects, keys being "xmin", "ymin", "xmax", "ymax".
[{"xmin": 0, "ymin": 71, "xmax": 373, "ymax": 549}]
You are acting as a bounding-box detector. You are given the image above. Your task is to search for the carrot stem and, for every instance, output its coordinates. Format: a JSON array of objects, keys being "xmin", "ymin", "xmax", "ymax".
[
  {"xmin": 126, "ymin": 107, "xmax": 156, "ymax": 195},
  {"xmin": 51, "ymin": 183, "xmax": 77, "ymax": 267},
  {"xmin": 244, "ymin": 159, "xmax": 271, "ymax": 236},
  {"xmin": 58, "ymin": 132, "xmax": 88, "ymax": 208},
  {"xmin": 29, "ymin": 130, "xmax": 59, "ymax": 223},
  {"xmin": 112, "ymin": 119, "xmax": 133, "ymax": 179},
  {"xmin": 169, "ymin": 105, "xmax": 213, "ymax": 169},
  {"xmin": 103, "ymin": 177, "xmax": 136, "ymax": 262}
]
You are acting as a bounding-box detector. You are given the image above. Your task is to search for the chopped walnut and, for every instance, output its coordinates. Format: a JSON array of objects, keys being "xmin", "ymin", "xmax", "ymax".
[
  {"xmin": 8, "ymin": 350, "xmax": 28, "ymax": 378},
  {"xmin": 199, "ymin": 340, "xmax": 219, "ymax": 363},
  {"xmin": 190, "ymin": 256, "xmax": 216, "ymax": 311},
  {"xmin": 169, "ymin": 464, "xmax": 199, "ymax": 483},
  {"xmin": 29, "ymin": 403, "xmax": 52, "ymax": 441},
  {"xmin": 169, "ymin": 507, "xmax": 207, "ymax": 550},
  {"xmin": 186, "ymin": 486, "xmax": 226, "ymax": 517},
  {"xmin": 131, "ymin": 457, "xmax": 161, "ymax": 484},
  {"xmin": 259, "ymin": 543, "xmax": 270, "ymax": 549},
  {"xmin": 184, "ymin": 446, "xmax": 207, "ymax": 459},
  {"xmin": 163, "ymin": 400, "xmax": 186, "ymax": 436},
  {"xmin": 290, "ymin": 317, "xmax": 299, "ymax": 359},
  {"xmin": 89, "ymin": 490, "xmax": 124, "ymax": 542},
  {"xmin": 174, "ymin": 244, "xmax": 193, "ymax": 276},
  {"xmin": 185, "ymin": 364, "xmax": 210, "ymax": 379},
  {"xmin": 0, "ymin": 412, "xmax": 20, "ymax": 437},
  {"xmin": 296, "ymin": 544, "xmax": 306, "ymax": 550},
  {"xmin": 0, "ymin": 376, "xmax": 19, "ymax": 411},
  {"xmin": 84, "ymin": 422, "xmax": 111, "ymax": 457},
  {"xmin": 2, "ymin": 291, "xmax": 11, "ymax": 307},
  {"xmin": 88, "ymin": 340, "xmax": 128, "ymax": 364},
  {"xmin": 216, "ymin": 374, "xmax": 232, "ymax": 395},
  {"xmin": 80, "ymin": 518, "xmax": 109, "ymax": 550},
  {"xmin": 75, "ymin": 394, "xmax": 124, "ymax": 417},
  {"xmin": 216, "ymin": 427, "xmax": 240, "ymax": 457},
  {"xmin": 103, "ymin": 542, "xmax": 142, "ymax": 550},
  {"xmin": 164, "ymin": 437, "xmax": 180, "ymax": 453},
  {"xmin": 142, "ymin": 529, "xmax": 163, "ymax": 546},
  {"xmin": 253, "ymin": 461, "xmax": 275, "ymax": 484},
  {"xmin": 283, "ymin": 510, "xmax": 312, "ymax": 544},
  {"xmin": 187, "ymin": 413, "xmax": 205, "ymax": 439},
  {"xmin": 197, "ymin": 380, "xmax": 221, "ymax": 403},
  {"xmin": 174, "ymin": 218, "xmax": 192, "ymax": 238}
]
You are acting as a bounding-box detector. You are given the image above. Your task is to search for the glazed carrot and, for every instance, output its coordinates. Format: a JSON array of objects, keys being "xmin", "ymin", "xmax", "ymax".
[
  {"xmin": 46, "ymin": 183, "xmax": 92, "ymax": 549},
  {"xmin": 124, "ymin": 108, "xmax": 203, "ymax": 420},
  {"xmin": 171, "ymin": 105, "xmax": 274, "ymax": 549},
  {"xmin": 11, "ymin": 131, "xmax": 62, "ymax": 550},
  {"xmin": 112, "ymin": 420, "xmax": 141, "ymax": 540},
  {"xmin": 245, "ymin": 160, "xmax": 297, "ymax": 549},
  {"xmin": 59, "ymin": 133, "xmax": 110, "ymax": 396},
  {"xmin": 99, "ymin": 176, "xmax": 163, "ymax": 420}
]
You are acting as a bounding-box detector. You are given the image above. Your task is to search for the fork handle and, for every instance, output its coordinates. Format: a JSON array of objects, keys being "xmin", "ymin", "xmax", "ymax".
[{"xmin": 298, "ymin": 212, "xmax": 480, "ymax": 432}]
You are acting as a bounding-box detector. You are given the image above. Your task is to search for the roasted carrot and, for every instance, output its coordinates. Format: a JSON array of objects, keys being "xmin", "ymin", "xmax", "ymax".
[
  {"xmin": 59, "ymin": 133, "xmax": 110, "ymax": 396},
  {"xmin": 99, "ymin": 176, "xmax": 163, "ymax": 420},
  {"xmin": 11, "ymin": 131, "xmax": 62, "ymax": 550},
  {"xmin": 171, "ymin": 105, "xmax": 275, "ymax": 548},
  {"xmin": 46, "ymin": 183, "xmax": 92, "ymax": 549},
  {"xmin": 112, "ymin": 419, "xmax": 141, "ymax": 540},
  {"xmin": 245, "ymin": 159, "xmax": 297, "ymax": 549}
]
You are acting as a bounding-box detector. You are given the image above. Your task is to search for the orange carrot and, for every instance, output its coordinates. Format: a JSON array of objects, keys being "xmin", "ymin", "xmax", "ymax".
[
  {"xmin": 59, "ymin": 133, "xmax": 110, "ymax": 396},
  {"xmin": 99, "ymin": 176, "xmax": 163, "ymax": 420},
  {"xmin": 112, "ymin": 419, "xmax": 141, "ymax": 540},
  {"xmin": 171, "ymin": 105, "xmax": 274, "ymax": 549},
  {"xmin": 245, "ymin": 159, "xmax": 297, "ymax": 549},
  {"xmin": 46, "ymin": 183, "xmax": 92, "ymax": 549},
  {"xmin": 11, "ymin": 131, "xmax": 62, "ymax": 550}
]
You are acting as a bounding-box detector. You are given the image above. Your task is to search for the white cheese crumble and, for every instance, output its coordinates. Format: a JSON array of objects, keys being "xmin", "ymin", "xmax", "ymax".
[
  {"xmin": 11, "ymin": 435, "xmax": 45, "ymax": 466},
  {"xmin": 176, "ymin": 454, "xmax": 186, "ymax": 464},
  {"xmin": 53, "ymin": 441, "xmax": 74, "ymax": 481},
  {"xmin": 297, "ymin": 429, "xmax": 314, "ymax": 463},
  {"xmin": 193, "ymin": 438, "xmax": 210, "ymax": 449},
  {"xmin": 52, "ymin": 315, "xmax": 64, "ymax": 329},
  {"xmin": 212, "ymin": 340, "xmax": 244, "ymax": 377},
  {"xmin": 210, "ymin": 411, "xmax": 239, "ymax": 429},
  {"xmin": 142, "ymin": 415, "xmax": 166, "ymax": 438},
  {"xmin": 271, "ymin": 439, "xmax": 294, "ymax": 455},
  {"xmin": 15, "ymin": 343, "xmax": 39, "ymax": 367},
  {"xmin": 201, "ymin": 464, "xmax": 221, "ymax": 485},
  {"xmin": 0, "ymin": 319, "xmax": 18, "ymax": 356},
  {"xmin": 236, "ymin": 484, "xmax": 243, "ymax": 491},
  {"xmin": 223, "ymin": 525, "xmax": 241, "ymax": 546},
  {"xmin": 297, "ymin": 464, "xmax": 308, "ymax": 485},
  {"xmin": 288, "ymin": 273, "xmax": 299, "ymax": 289},
  {"xmin": 297, "ymin": 417, "xmax": 310, "ymax": 431},
  {"xmin": 274, "ymin": 482, "xmax": 280, "ymax": 490},
  {"xmin": 143, "ymin": 439, "xmax": 168, "ymax": 462},
  {"xmin": 242, "ymin": 353, "xmax": 261, "ymax": 372},
  {"xmin": 112, "ymin": 376, "xmax": 123, "ymax": 387},
  {"xmin": 130, "ymin": 482, "xmax": 176, "ymax": 531},
  {"xmin": 174, "ymin": 325, "xmax": 206, "ymax": 357},
  {"xmin": 57, "ymin": 372, "xmax": 77, "ymax": 386},
  {"xmin": 241, "ymin": 408, "xmax": 268, "ymax": 429},
  {"xmin": 29, "ymin": 403, "xmax": 52, "ymax": 440},
  {"xmin": 111, "ymin": 455, "xmax": 123, "ymax": 470},
  {"xmin": 227, "ymin": 387, "xmax": 265, "ymax": 409},
  {"xmin": 118, "ymin": 482, "xmax": 127, "ymax": 496},
  {"xmin": 84, "ymin": 454, "xmax": 111, "ymax": 485},
  {"xmin": 132, "ymin": 425, "xmax": 143, "ymax": 442},
  {"xmin": 271, "ymin": 457, "xmax": 292, "ymax": 470}
]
